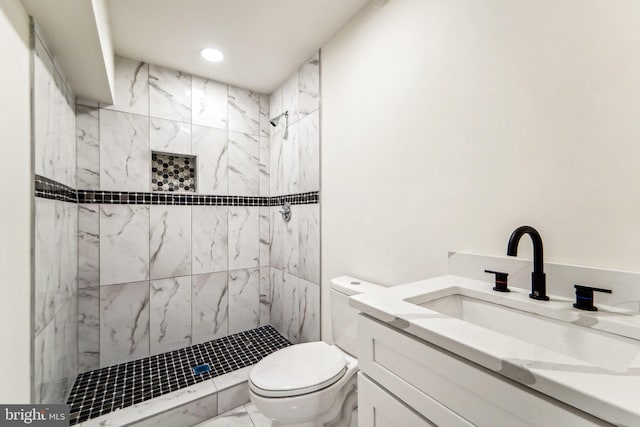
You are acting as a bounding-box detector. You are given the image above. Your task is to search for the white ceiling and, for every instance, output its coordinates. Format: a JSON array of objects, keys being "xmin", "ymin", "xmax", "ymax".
[{"xmin": 107, "ymin": 0, "xmax": 372, "ymax": 94}]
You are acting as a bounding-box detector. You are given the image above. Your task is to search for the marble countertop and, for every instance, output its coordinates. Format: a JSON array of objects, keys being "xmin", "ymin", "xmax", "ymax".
[{"xmin": 350, "ymin": 275, "xmax": 640, "ymax": 426}]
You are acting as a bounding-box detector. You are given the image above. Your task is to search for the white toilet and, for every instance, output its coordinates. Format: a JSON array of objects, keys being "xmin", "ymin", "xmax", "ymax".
[{"xmin": 249, "ymin": 276, "xmax": 384, "ymax": 427}]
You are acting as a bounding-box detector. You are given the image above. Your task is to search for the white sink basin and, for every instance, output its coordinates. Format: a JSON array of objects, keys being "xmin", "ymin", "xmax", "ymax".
[{"xmin": 417, "ymin": 292, "xmax": 640, "ymax": 373}]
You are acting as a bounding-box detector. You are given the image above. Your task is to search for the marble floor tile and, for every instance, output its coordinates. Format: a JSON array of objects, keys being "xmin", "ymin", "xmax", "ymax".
[
  {"xmin": 195, "ymin": 405, "xmax": 254, "ymax": 427},
  {"xmin": 228, "ymin": 269, "xmax": 260, "ymax": 334},
  {"xmin": 192, "ymin": 206, "xmax": 228, "ymax": 274},
  {"xmin": 101, "ymin": 56, "xmax": 149, "ymax": 115},
  {"xmin": 150, "ymin": 117, "xmax": 192, "ymax": 155},
  {"xmin": 228, "ymin": 86, "xmax": 259, "ymax": 136},
  {"xmin": 149, "ymin": 64, "xmax": 192, "ymax": 122},
  {"xmin": 192, "ymin": 271, "xmax": 229, "ymax": 344},
  {"xmin": 100, "ymin": 281, "xmax": 150, "ymax": 366},
  {"xmin": 245, "ymin": 402, "xmax": 271, "ymax": 427},
  {"xmin": 150, "ymin": 206, "xmax": 192, "ymax": 280},
  {"xmin": 228, "ymin": 207, "xmax": 259, "ymax": 270},
  {"xmin": 150, "ymin": 276, "xmax": 192, "ymax": 355},
  {"xmin": 217, "ymin": 383, "xmax": 250, "ymax": 414},
  {"xmin": 228, "ymin": 131, "xmax": 260, "ymax": 196},
  {"xmin": 193, "ymin": 125, "xmax": 227, "ymax": 195},
  {"xmin": 192, "ymin": 76, "xmax": 227, "ymax": 129}
]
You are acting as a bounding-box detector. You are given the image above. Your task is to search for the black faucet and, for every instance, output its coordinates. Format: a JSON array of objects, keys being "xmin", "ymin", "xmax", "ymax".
[{"xmin": 506, "ymin": 226, "xmax": 549, "ymax": 301}]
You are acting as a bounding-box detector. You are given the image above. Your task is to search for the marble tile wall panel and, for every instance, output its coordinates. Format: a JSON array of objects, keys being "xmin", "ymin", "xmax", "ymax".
[
  {"xmin": 59, "ymin": 201, "xmax": 78, "ymax": 301},
  {"xmin": 298, "ymin": 279, "xmax": 320, "ymax": 343},
  {"xmin": 55, "ymin": 295, "xmax": 78, "ymax": 396},
  {"xmin": 228, "ymin": 207, "xmax": 260, "ymax": 270},
  {"xmin": 34, "ymin": 314, "xmax": 56, "ymax": 403},
  {"xmin": 269, "ymin": 130, "xmax": 284, "ymax": 196},
  {"xmin": 150, "ymin": 118, "xmax": 191, "ymax": 155},
  {"xmin": 192, "ymin": 76, "xmax": 227, "ymax": 129},
  {"xmin": 258, "ymin": 267, "xmax": 271, "ymax": 326},
  {"xmin": 259, "ymin": 207, "xmax": 270, "ymax": 267},
  {"xmin": 149, "ymin": 65, "xmax": 192, "ymax": 122},
  {"xmin": 282, "ymin": 273, "xmax": 299, "ymax": 343},
  {"xmin": 76, "ymin": 105, "xmax": 100, "ymax": 190},
  {"xmin": 282, "ymin": 72, "xmax": 299, "ymax": 125},
  {"xmin": 150, "ymin": 276, "xmax": 192, "ymax": 355},
  {"xmin": 217, "ymin": 383, "xmax": 250, "ymax": 414},
  {"xmin": 269, "ymin": 207, "xmax": 284, "ymax": 271},
  {"xmin": 298, "ymin": 204, "xmax": 320, "ymax": 284},
  {"xmin": 228, "ymin": 87, "xmax": 259, "ymax": 135},
  {"xmin": 192, "ymin": 272, "xmax": 229, "ymax": 343},
  {"xmin": 193, "ymin": 125, "xmax": 227, "ymax": 195},
  {"xmin": 150, "ymin": 206, "xmax": 192, "ymax": 280},
  {"xmin": 78, "ymin": 204, "xmax": 100, "ymax": 288},
  {"xmin": 269, "ymin": 268, "xmax": 284, "ymax": 335},
  {"xmin": 100, "ymin": 109, "xmax": 150, "ymax": 192},
  {"xmin": 102, "ymin": 57, "xmax": 149, "ymax": 115},
  {"xmin": 78, "ymin": 287, "xmax": 100, "ymax": 372},
  {"xmin": 100, "ymin": 205, "xmax": 150, "ymax": 285},
  {"xmin": 269, "ymin": 87, "xmax": 283, "ymax": 124},
  {"xmin": 228, "ymin": 269, "xmax": 260, "ymax": 334},
  {"xmin": 100, "ymin": 281, "xmax": 150, "ymax": 366},
  {"xmin": 282, "ymin": 123, "xmax": 299, "ymax": 194},
  {"xmin": 298, "ymin": 110, "xmax": 320, "ymax": 193},
  {"xmin": 228, "ymin": 131, "xmax": 260, "ymax": 196},
  {"xmin": 259, "ymin": 136, "xmax": 270, "ymax": 197},
  {"xmin": 259, "ymin": 94, "xmax": 270, "ymax": 138},
  {"xmin": 298, "ymin": 52, "xmax": 320, "ymax": 118},
  {"xmin": 132, "ymin": 392, "xmax": 219, "ymax": 427},
  {"xmin": 283, "ymin": 206, "xmax": 299, "ymax": 275},
  {"xmin": 192, "ymin": 206, "xmax": 228, "ymax": 275}
]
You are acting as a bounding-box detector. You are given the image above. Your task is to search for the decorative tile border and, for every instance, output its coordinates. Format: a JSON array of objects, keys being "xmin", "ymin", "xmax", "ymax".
[{"xmin": 35, "ymin": 175, "xmax": 319, "ymax": 206}]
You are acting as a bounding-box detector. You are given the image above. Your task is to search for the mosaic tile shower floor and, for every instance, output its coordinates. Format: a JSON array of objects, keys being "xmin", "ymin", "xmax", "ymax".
[{"xmin": 67, "ymin": 325, "xmax": 290, "ymax": 425}]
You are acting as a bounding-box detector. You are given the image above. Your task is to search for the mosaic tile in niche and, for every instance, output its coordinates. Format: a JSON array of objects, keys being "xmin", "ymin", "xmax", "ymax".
[{"xmin": 152, "ymin": 152, "xmax": 197, "ymax": 192}]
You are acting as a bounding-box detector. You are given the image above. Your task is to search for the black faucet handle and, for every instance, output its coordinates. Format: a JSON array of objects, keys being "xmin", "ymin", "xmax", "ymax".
[
  {"xmin": 573, "ymin": 285, "xmax": 612, "ymax": 311},
  {"xmin": 484, "ymin": 270, "xmax": 510, "ymax": 292}
]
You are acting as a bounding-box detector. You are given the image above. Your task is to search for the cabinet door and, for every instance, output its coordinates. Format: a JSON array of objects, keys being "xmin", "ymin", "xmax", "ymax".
[{"xmin": 358, "ymin": 373, "xmax": 435, "ymax": 427}]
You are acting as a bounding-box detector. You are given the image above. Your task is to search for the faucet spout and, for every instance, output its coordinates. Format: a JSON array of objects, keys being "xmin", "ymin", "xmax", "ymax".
[{"xmin": 507, "ymin": 225, "xmax": 549, "ymax": 301}]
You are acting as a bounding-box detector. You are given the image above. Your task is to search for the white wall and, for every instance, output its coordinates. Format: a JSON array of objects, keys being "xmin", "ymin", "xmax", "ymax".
[
  {"xmin": 0, "ymin": 0, "xmax": 33, "ymax": 402},
  {"xmin": 321, "ymin": 0, "xmax": 640, "ymax": 339}
]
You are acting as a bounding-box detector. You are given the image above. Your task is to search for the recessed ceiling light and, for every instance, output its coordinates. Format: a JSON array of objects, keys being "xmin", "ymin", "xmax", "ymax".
[{"xmin": 201, "ymin": 48, "xmax": 224, "ymax": 63}]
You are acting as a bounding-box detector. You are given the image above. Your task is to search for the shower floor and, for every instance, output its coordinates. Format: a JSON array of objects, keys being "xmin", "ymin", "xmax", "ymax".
[{"xmin": 67, "ymin": 325, "xmax": 290, "ymax": 425}]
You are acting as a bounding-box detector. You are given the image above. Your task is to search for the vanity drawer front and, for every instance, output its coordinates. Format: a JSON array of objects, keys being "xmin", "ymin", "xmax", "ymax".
[
  {"xmin": 358, "ymin": 372, "xmax": 436, "ymax": 427},
  {"xmin": 358, "ymin": 314, "xmax": 609, "ymax": 427}
]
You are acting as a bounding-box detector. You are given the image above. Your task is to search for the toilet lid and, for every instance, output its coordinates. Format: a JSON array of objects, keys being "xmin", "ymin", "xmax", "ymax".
[{"xmin": 249, "ymin": 342, "xmax": 347, "ymax": 398}]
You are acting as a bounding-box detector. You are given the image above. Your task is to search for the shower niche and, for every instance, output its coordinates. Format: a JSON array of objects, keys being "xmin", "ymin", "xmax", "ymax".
[{"xmin": 151, "ymin": 151, "xmax": 197, "ymax": 192}]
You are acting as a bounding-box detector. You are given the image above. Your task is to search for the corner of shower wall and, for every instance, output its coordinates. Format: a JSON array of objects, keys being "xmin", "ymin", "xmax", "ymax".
[{"xmin": 31, "ymin": 20, "xmax": 79, "ymax": 403}]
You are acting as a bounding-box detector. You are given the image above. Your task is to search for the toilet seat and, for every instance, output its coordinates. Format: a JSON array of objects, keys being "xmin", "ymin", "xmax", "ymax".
[{"xmin": 249, "ymin": 342, "xmax": 347, "ymax": 398}]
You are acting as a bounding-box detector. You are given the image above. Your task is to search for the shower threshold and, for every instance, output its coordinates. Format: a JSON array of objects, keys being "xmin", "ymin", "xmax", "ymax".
[{"xmin": 67, "ymin": 325, "xmax": 290, "ymax": 426}]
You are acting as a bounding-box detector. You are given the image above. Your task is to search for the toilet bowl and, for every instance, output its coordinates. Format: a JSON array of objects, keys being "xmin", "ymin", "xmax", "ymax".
[{"xmin": 249, "ymin": 276, "xmax": 384, "ymax": 426}]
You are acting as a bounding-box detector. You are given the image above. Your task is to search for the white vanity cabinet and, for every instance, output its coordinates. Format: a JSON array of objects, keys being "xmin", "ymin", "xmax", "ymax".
[{"xmin": 357, "ymin": 314, "xmax": 611, "ymax": 427}]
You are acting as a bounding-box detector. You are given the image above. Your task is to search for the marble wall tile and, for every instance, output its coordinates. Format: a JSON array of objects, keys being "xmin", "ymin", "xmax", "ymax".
[
  {"xmin": 259, "ymin": 207, "xmax": 270, "ymax": 267},
  {"xmin": 269, "ymin": 87, "xmax": 283, "ymax": 122},
  {"xmin": 283, "ymin": 206, "xmax": 299, "ymax": 275},
  {"xmin": 56, "ymin": 295, "xmax": 78, "ymax": 393},
  {"xmin": 100, "ymin": 281, "xmax": 150, "ymax": 366},
  {"xmin": 269, "ymin": 207, "xmax": 284, "ymax": 271},
  {"xmin": 192, "ymin": 76, "xmax": 227, "ymax": 129},
  {"xmin": 282, "ymin": 273, "xmax": 299, "ymax": 343},
  {"xmin": 192, "ymin": 125, "xmax": 227, "ymax": 195},
  {"xmin": 282, "ymin": 123, "xmax": 299, "ymax": 194},
  {"xmin": 298, "ymin": 110, "xmax": 319, "ymax": 193},
  {"xmin": 78, "ymin": 204, "xmax": 100, "ymax": 288},
  {"xmin": 258, "ymin": 267, "xmax": 271, "ymax": 326},
  {"xmin": 192, "ymin": 272, "xmax": 228, "ymax": 343},
  {"xmin": 228, "ymin": 207, "xmax": 260, "ymax": 270},
  {"xmin": 282, "ymin": 72, "xmax": 299, "ymax": 125},
  {"xmin": 76, "ymin": 105, "xmax": 100, "ymax": 190},
  {"xmin": 59, "ymin": 201, "xmax": 78, "ymax": 302},
  {"xmin": 298, "ymin": 52, "xmax": 320, "ymax": 118},
  {"xmin": 34, "ymin": 315, "xmax": 56, "ymax": 403},
  {"xmin": 102, "ymin": 57, "xmax": 149, "ymax": 115},
  {"xmin": 228, "ymin": 131, "xmax": 260, "ymax": 196},
  {"xmin": 149, "ymin": 65, "xmax": 192, "ymax": 122},
  {"xmin": 228, "ymin": 269, "xmax": 260, "ymax": 334},
  {"xmin": 100, "ymin": 109, "xmax": 150, "ymax": 192},
  {"xmin": 298, "ymin": 279, "xmax": 320, "ymax": 343},
  {"xmin": 269, "ymin": 130, "xmax": 284, "ymax": 196},
  {"xmin": 100, "ymin": 205, "xmax": 150, "ymax": 285},
  {"xmin": 150, "ymin": 206, "xmax": 192, "ymax": 280},
  {"xmin": 228, "ymin": 86, "xmax": 259, "ymax": 135},
  {"xmin": 259, "ymin": 136, "xmax": 270, "ymax": 197},
  {"xmin": 150, "ymin": 117, "xmax": 191, "ymax": 155},
  {"xmin": 269, "ymin": 268, "xmax": 283, "ymax": 335},
  {"xmin": 192, "ymin": 206, "xmax": 228, "ymax": 274},
  {"xmin": 298, "ymin": 204, "xmax": 320, "ymax": 284},
  {"xmin": 150, "ymin": 276, "xmax": 192, "ymax": 355},
  {"xmin": 78, "ymin": 287, "xmax": 100, "ymax": 372},
  {"xmin": 34, "ymin": 198, "xmax": 57, "ymax": 334},
  {"xmin": 259, "ymin": 94, "xmax": 270, "ymax": 138}
]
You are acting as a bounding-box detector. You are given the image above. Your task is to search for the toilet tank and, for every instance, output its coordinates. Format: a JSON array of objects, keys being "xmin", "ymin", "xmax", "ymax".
[{"xmin": 331, "ymin": 276, "xmax": 385, "ymax": 357}]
